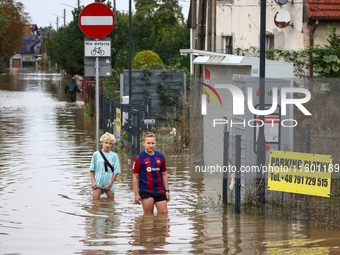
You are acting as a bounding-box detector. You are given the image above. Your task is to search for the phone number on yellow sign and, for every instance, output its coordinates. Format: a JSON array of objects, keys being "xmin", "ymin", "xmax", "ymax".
[{"xmin": 270, "ymin": 173, "xmax": 329, "ymax": 187}]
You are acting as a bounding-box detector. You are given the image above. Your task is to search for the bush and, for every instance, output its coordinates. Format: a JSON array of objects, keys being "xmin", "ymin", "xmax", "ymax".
[{"xmin": 132, "ymin": 50, "xmax": 163, "ymax": 70}]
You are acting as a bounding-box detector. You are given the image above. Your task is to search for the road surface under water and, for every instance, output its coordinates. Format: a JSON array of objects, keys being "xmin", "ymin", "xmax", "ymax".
[{"xmin": 0, "ymin": 69, "xmax": 339, "ymax": 254}]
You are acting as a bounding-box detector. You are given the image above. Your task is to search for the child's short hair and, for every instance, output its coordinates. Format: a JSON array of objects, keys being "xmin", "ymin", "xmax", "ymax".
[
  {"xmin": 100, "ymin": 132, "xmax": 116, "ymax": 144},
  {"xmin": 142, "ymin": 132, "xmax": 155, "ymax": 141}
]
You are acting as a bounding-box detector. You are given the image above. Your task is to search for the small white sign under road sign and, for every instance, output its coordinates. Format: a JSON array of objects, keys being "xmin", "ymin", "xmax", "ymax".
[
  {"xmin": 144, "ymin": 119, "xmax": 155, "ymax": 125},
  {"xmin": 85, "ymin": 39, "xmax": 111, "ymax": 57}
]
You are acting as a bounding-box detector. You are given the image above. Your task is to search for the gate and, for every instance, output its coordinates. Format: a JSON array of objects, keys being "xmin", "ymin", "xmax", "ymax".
[{"xmin": 102, "ymin": 95, "xmax": 152, "ymax": 157}]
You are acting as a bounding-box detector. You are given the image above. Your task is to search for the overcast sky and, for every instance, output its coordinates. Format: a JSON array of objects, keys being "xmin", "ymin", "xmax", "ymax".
[{"xmin": 22, "ymin": 0, "xmax": 190, "ymax": 29}]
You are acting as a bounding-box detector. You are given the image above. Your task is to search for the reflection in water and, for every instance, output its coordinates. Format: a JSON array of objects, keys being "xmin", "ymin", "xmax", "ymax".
[
  {"xmin": 131, "ymin": 214, "xmax": 170, "ymax": 254},
  {"xmin": 83, "ymin": 200, "xmax": 120, "ymax": 248},
  {"xmin": 0, "ymin": 69, "xmax": 340, "ymax": 254}
]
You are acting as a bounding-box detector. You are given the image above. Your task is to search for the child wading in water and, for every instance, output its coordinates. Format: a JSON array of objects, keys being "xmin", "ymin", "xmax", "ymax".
[
  {"xmin": 90, "ymin": 132, "xmax": 121, "ymax": 200},
  {"xmin": 132, "ymin": 132, "xmax": 170, "ymax": 214}
]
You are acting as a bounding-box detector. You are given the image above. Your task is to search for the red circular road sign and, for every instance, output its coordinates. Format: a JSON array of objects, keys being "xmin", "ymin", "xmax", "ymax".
[{"xmin": 79, "ymin": 3, "xmax": 115, "ymax": 39}]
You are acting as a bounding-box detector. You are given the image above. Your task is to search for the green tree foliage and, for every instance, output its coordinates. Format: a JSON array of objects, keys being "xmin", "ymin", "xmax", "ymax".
[
  {"xmin": 39, "ymin": 26, "xmax": 56, "ymax": 38},
  {"xmin": 310, "ymin": 26, "xmax": 340, "ymax": 78},
  {"xmin": 133, "ymin": 0, "xmax": 189, "ymax": 64},
  {"xmin": 48, "ymin": 7, "xmax": 85, "ymax": 75},
  {"xmin": 235, "ymin": 26, "xmax": 340, "ymax": 80},
  {"xmin": 132, "ymin": 50, "xmax": 163, "ymax": 69},
  {"xmin": 0, "ymin": 8, "xmax": 9, "ymax": 35},
  {"xmin": 46, "ymin": 0, "xmax": 189, "ymax": 75},
  {"xmin": 0, "ymin": 0, "xmax": 29, "ymax": 59}
]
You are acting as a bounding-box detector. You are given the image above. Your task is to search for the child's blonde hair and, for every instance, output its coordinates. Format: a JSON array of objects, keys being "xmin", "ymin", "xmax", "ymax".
[
  {"xmin": 142, "ymin": 132, "xmax": 155, "ymax": 141},
  {"xmin": 100, "ymin": 132, "xmax": 116, "ymax": 144}
]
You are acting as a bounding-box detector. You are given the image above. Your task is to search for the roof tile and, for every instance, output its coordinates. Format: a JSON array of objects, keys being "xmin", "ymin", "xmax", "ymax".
[{"xmin": 307, "ymin": 0, "xmax": 340, "ymax": 20}]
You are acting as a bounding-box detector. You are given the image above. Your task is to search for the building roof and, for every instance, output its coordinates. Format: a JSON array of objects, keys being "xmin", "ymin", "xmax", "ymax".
[
  {"xmin": 17, "ymin": 25, "xmax": 41, "ymax": 55},
  {"xmin": 307, "ymin": 0, "xmax": 340, "ymax": 20},
  {"xmin": 25, "ymin": 24, "xmax": 40, "ymax": 36}
]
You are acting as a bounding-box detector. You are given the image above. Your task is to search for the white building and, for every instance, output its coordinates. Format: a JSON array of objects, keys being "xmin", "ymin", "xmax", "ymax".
[
  {"xmin": 186, "ymin": 0, "xmax": 340, "ymax": 76},
  {"xmin": 10, "ymin": 25, "xmax": 42, "ymax": 68}
]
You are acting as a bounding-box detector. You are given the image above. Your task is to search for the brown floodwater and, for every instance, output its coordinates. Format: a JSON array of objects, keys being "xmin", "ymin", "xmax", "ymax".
[{"xmin": 0, "ymin": 69, "xmax": 339, "ymax": 254}]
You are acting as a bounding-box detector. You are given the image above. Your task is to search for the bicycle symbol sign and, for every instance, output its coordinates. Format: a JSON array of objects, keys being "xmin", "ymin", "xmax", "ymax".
[
  {"xmin": 91, "ymin": 47, "xmax": 105, "ymax": 56},
  {"xmin": 84, "ymin": 38, "xmax": 111, "ymax": 57}
]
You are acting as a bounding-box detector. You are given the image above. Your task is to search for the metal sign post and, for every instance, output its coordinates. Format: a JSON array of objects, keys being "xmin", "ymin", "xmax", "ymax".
[
  {"xmin": 79, "ymin": 3, "xmax": 115, "ymax": 150},
  {"xmin": 84, "ymin": 37, "xmax": 112, "ymax": 150},
  {"xmin": 95, "ymin": 53, "xmax": 100, "ymax": 150}
]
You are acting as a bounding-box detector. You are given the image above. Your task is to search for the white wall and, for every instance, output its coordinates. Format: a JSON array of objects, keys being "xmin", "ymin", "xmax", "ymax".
[{"xmin": 216, "ymin": 0, "xmax": 305, "ymax": 52}]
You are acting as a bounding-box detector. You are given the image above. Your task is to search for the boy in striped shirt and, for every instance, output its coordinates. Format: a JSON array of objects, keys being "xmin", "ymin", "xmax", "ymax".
[{"xmin": 132, "ymin": 132, "xmax": 170, "ymax": 214}]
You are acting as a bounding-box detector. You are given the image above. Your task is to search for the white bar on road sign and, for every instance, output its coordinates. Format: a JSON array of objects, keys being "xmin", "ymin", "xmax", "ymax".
[{"xmin": 81, "ymin": 16, "xmax": 114, "ymax": 26}]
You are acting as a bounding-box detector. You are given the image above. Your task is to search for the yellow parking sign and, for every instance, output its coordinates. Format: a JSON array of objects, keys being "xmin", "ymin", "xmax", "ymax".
[
  {"xmin": 116, "ymin": 108, "xmax": 121, "ymax": 133},
  {"xmin": 268, "ymin": 151, "xmax": 333, "ymax": 197}
]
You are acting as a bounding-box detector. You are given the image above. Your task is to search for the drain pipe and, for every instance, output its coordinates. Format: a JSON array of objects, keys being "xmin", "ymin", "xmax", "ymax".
[{"xmin": 309, "ymin": 20, "xmax": 319, "ymax": 76}]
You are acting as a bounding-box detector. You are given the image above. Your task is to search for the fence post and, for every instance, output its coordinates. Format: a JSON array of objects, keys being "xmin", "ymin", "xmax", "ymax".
[
  {"xmin": 306, "ymin": 123, "xmax": 311, "ymax": 153},
  {"xmin": 148, "ymin": 97, "xmax": 152, "ymax": 119},
  {"xmin": 222, "ymin": 129, "xmax": 229, "ymax": 204},
  {"xmin": 131, "ymin": 108, "xmax": 140, "ymax": 158},
  {"xmin": 131, "ymin": 109, "xmax": 136, "ymax": 157},
  {"xmin": 136, "ymin": 110, "xmax": 141, "ymax": 154},
  {"xmin": 235, "ymin": 135, "xmax": 242, "ymax": 213},
  {"xmin": 110, "ymin": 99, "xmax": 115, "ymax": 134},
  {"xmin": 147, "ymin": 97, "xmax": 152, "ymax": 131},
  {"xmin": 128, "ymin": 105, "xmax": 132, "ymax": 144},
  {"xmin": 102, "ymin": 95, "xmax": 107, "ymax": 134}
]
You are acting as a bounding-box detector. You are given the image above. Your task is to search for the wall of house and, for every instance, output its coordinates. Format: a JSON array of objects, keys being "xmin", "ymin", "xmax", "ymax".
[
  {"xmin": 191, "ymin": 1, "xmax": 340, "ymax": 57},
  {"xmin": 215, "ymin": 0, "xmax": 305, "ymax": 52},
  {"xmin": 312, "ymin": 22, "xmax": 340, "ymax": 46}
]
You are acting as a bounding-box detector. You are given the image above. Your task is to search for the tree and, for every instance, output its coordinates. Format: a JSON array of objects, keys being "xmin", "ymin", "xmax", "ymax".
[
  {"xmin": 133, "ymin": 0, "xmax": 189, "ymax": 64},
  {"xmin": 0, "ymin": 8, "xmax": 9, "ymax": 35},
  {"xmin": 39, "ymin": 26, "xmax": 56, "ymax": 38},
  {"xmin": 132, "ymin": 50, "xmax": 163, "ymax": 69},
  {"xmin": 311, "ymin": 26, "xmax": 340, "ymax": 78},
  {"xmin": 46, "ymin": 0, "xmax": 189, "ymax": 75},
  {"xmin": 48, "ymin": 7, "xmax": 85, "ymax": 75},
  {"xmin": 0, "ymin": 0, "xmax": 29, "ymax": 72}
]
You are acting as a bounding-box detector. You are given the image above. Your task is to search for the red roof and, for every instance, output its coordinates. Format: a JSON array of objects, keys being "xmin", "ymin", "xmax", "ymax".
[
  {"xmin": 307, "ymin": 0, "xmax": 340, "ymax": 20},
  {"xmin": 25, "ymin": 24, "xmax": 38, "ymax": 36}
]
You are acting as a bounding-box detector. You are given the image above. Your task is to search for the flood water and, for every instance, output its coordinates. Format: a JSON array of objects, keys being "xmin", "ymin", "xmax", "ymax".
[{"xmin": 0, "ymin": 69, "xmax": 340, "ymax": 254}]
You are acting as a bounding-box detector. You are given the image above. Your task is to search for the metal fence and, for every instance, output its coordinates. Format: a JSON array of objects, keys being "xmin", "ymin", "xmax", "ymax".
[
  {"xmin": 101, "ymin": 95, "xmax": 152, "ymax": 158},
  {"xmin": 222, "ymin": 123, "xmax": 340, "ymax": 227}
]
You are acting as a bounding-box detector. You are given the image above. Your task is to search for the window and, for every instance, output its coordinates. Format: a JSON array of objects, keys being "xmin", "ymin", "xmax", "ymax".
[
  {"xmin": 223, "ymin": 36, "xmax": 233, "ymax": 54},
  {"xmin": 265, "ymin": 35, "xmax": 274, "ymax": 49}
]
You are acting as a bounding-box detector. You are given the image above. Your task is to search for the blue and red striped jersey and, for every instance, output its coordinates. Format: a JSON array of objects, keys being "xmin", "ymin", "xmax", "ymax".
[{"xmin": 132, "ymin": 150, "xmax": 167, "ymax": 193}]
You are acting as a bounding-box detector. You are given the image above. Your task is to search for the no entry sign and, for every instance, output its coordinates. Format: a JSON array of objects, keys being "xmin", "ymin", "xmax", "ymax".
[{"xmin": 79, "ymin": 3, "xmax": 115, "ymax": 39}]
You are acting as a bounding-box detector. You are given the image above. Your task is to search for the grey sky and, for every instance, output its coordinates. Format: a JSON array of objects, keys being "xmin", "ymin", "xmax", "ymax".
[{"xmin": 22, "ymin": 0, "xmax": 190, "ymax": 29}]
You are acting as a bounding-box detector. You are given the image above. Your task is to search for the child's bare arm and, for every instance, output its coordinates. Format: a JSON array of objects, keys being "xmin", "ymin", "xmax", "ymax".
[
  {"xmin": 162, "ymin": 171, "xmax": 170, "ymax": 202},
  {"xmin": 132, "ymin": 173, "xmax": 141, "ymax": 204},
  {"xmin": 90, "ymin": 171, "xmax": 97, "ymax": 189}
]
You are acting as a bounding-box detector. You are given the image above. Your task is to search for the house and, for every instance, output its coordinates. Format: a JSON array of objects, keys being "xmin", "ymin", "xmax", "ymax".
[
  {"xmin": 186, "ymin": 0, "xmax": 340, "ymax": 76},
  {"xmin": 10, "ymin": 24, "xmax": 42, "ymax": 68}
]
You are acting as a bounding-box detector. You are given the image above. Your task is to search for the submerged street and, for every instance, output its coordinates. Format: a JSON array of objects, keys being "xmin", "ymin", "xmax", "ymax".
[{"xmin": 0, "ymin": 69, "xmax": 339, "ymax": 254}]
